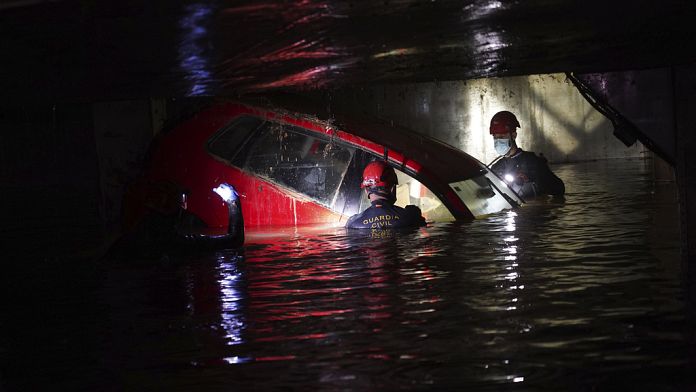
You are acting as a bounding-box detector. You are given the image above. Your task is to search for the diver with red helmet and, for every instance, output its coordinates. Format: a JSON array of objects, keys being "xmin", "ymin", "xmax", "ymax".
[
  {"xmin": 489, "ymin": 111, "xmax": 565, "ymax": 198},
  {"xmin": 345, "ymin": 161, "xmax": 426, "ymax": 229}
]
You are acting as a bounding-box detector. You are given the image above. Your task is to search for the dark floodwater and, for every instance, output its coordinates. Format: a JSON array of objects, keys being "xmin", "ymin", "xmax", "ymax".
[{"xmin": 3, "ymin": 159, "xmax": 694, "ymax": 391}]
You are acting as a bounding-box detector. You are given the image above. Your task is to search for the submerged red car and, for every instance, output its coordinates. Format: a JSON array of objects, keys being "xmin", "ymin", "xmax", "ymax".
[{"xmin": 122, "ymin": 95, "xmax": 522, "ymax": 247}]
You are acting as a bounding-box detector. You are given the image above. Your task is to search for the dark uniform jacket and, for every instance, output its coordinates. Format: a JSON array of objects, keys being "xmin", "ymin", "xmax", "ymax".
[
  {"xmin": 491, "ymin": 149, "xmax": 565, "ymax": 198},
  {"xmin": 345, "ymin": 200, "xmax": 426, "ymax": 229}
]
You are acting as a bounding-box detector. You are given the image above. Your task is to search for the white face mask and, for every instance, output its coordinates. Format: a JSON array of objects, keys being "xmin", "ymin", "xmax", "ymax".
[{"xmin": 494, "ymin": 138, "xmax": 512, "ymax": 156}]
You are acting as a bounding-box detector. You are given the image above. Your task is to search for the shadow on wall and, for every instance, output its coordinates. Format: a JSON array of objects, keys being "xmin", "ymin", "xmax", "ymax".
[{"xmin": 524, "ymin": 75, "xmax": 646, "ymax": 164}]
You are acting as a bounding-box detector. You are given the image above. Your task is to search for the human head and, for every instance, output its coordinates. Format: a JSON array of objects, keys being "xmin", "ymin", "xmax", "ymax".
[
  {"xmin": 489, "ymin": 111, "xmax": 520, "ymax": 156},
  {"xmin": 361, "ymin": 161, "xmax": 398, "ymax": 203}
]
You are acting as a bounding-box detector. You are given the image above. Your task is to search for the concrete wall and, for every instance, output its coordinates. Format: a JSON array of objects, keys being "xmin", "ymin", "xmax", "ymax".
[
  {"xmin": 333, "ymin": 73, "xmax": 647, "ymax": 165},
  {"xmin": 93, "ymin": 100, "xmax": 156, "ymax": 231},
  {"xmin": 0, "ymin": 102, "xmax": 102, "ymax": 249}
]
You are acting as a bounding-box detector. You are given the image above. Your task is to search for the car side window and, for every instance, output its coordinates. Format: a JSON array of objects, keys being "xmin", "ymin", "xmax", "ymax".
[
  {"xmin": 335, "ymin": 149, "xmax": 456, "ymax": 222},
  {"xmin": 333, "ymin": 148, "xmax": 373, "ymax": 217},
  {"xmin": 207, "ymin": 116, "xmax": 264, "ymax": 163},
  {"xmin": 240, "ymin": 121, "xmax": 355, "ymax": 207}
]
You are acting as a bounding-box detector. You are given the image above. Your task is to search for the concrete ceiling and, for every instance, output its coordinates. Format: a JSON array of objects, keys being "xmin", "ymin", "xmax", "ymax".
[{"xmin": 2, "ymin": 0, "xmax": 695, "ymax": 101}]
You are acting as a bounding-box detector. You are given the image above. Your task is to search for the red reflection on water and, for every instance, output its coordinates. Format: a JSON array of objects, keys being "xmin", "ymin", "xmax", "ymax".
[
  {"xmin": 221, "ymin": 4, "xmax": 281, "ymax": 14},
  {"xmin": 256, "ymin": 333, "xmax": 329, "ymax": 342},
  {"xmin": 255, "ymin": 355, "xmax": 297, "ymax": 362},
  {"xmin": 255, "ymin": 40, "xmax": 342, "ymax": 62},
  {"xmin": 222, "ymin": 1, "xmax": 329, "ymax": 18},
  {"xmin": 180, "ymin": 230, "xmax": 444, "ymax": 365},
  {"xmin": 251, "ymin": 65, "xmax": 332, "ymax": 89},
  {"xmin": 263, "ymin": 308, "xmax": 354, "ymax": 322}
]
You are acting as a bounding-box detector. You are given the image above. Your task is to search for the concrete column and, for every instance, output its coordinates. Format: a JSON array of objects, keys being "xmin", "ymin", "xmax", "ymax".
[{"xmin": 674, "ymin": 65, "xmax": 696, "ymax": 304}]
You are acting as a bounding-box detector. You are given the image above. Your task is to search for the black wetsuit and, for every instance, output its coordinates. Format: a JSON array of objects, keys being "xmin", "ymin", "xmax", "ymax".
[
  {"xmin": 345, "ymin": 200, "xmax": 426, "ymax": 229},
  {"xmin": 491, "ymin": 149, "xmax": 565, "ymax": 198}
]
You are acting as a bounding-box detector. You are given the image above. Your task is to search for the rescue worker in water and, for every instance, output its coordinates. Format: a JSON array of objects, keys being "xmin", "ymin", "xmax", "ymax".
[
  {"xmin": 489, "ymin": 111, "xmax": 565, "ymax": 198},
  {"xmin": 345, "ymin": 161, "xmax": 426, "ymax": 229}
]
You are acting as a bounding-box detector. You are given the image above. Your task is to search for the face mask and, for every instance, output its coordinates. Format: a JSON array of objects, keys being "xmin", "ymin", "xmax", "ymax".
[{"xmin": 494, "ymin": 138, "xmax": 511, "ymax": 156}]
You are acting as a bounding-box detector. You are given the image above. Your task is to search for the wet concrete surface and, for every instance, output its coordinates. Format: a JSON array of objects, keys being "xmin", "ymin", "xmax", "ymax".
[{"xmin": 2, "ymin": 159, "xmax": 694, "ymax": 391}]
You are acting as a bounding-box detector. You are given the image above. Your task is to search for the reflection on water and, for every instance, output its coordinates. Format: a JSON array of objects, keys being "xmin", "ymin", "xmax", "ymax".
[
  {"xmin": 178, "ymin": 2, "xmax": 216, "ymax": 96},
  {"xmin": 4, "ymin": 159, "xmax": 693, "ymax": 391}
]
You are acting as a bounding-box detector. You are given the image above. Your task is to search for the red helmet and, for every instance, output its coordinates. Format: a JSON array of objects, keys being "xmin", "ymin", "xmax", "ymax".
[
  {"xmin": 361, "ymin": 161, "xmax": 397, "ymax": 189},
  {"xmin": 490, "ymin": 111, "xmax": 520, "ymax": 135}
]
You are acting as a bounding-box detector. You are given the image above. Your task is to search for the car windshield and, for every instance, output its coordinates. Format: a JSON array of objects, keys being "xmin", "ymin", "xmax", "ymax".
[{"xmin": 207, "ymin": 116, "xmax": 263, "ymax": 163}]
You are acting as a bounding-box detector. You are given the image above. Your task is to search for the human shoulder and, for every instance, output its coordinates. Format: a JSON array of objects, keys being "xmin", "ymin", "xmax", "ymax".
[
  {"xmin": 517, "ymin": 150, "xmax": 549, "ymax": 166},
  {"xmin": 345, "ymin": 214, "xmax": 359, "ymax": 228},
  {"xmin": 517, "ymin": 149, "xmax": 537, "ymax": 159},
  {"xmin": 404, "ymin": 205, "xmax": 427, "ymax": 226},
  {"xmin": 345, "ymin": 207, "xmax": 370, "ymax": 228},
  {"xmin": 404, "ymin": 204, "xmax": 421, "ymax": 214}
]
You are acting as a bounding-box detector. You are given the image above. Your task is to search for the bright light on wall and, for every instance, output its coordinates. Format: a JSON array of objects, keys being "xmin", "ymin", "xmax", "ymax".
[
  {"xmin": 458, "ymin": 78, "xmax": 510, "ymax": 165},
  {"xmin": 456, "ymin": 74, "xmax": 604, "ymax": 164}
]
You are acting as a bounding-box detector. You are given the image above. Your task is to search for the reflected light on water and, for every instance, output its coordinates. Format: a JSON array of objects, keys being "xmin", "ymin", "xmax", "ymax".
[
  {"xmin": 217, "ymin": 254, "xmax": 246, "ymax": 347},
  {"xmin": 372, "ymin": 47, "xmax": 421, "ymax": 59},
  {"xmin": 178, "ymin": 3, "xmax": 215, "ymax": 96},
  {"xmin": 471, "ymin": 29, "xmax": 509, "ymax": 74},
  {"xmin": 252, "ymin": 65, "xmax": 331, "ymax": 89},
  {"xmin": 223, "ymin": 356, "xmax": 251, "ymax": 364},
  {"xmin": 501, "ymin": 210, "xmax": 520, "ymax": 315},
  {"xmin": 463, "ymin": 0, "xmax": 507, "ymax": 20},
  {"xmin": 4, "ymin": 156, "xmax": 688, "ymax": 389},
  {"xmin": 503, "ymin": 212, "xmax": 518, "ymax": 263},
  {"xmin": 504, "ymin": 210, "xmax": 517, "ymax": 231}
]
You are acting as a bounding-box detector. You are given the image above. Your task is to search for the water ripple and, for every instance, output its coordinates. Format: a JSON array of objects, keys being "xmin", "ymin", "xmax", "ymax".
[{"xmin": 10, "ymin": 160, "xmax": 691, "ymax": 390}]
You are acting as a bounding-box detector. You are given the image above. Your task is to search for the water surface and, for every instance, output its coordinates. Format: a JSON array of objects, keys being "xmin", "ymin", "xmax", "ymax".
[{"xmin": 3, "ymin": 159, "xmax": 693, "ymax": 391}]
